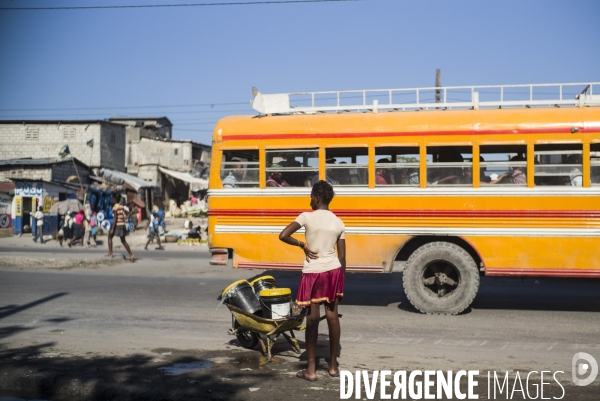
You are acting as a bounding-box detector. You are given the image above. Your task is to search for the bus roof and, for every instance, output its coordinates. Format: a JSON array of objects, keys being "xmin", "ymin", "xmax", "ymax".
[{"xmin": 212, "ymin": 106, "xmax": 600, "ymax": 143}]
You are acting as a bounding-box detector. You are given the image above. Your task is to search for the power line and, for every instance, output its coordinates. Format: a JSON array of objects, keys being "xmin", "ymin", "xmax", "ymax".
[
  {"xmin": 0, "ymin": 101, "xmax": 249, "ymax": 112},
  {"xmin": 0, "ymin": 109, "xmax": 255, "ymax": 118},
  {"xmin": 1, "ymin": 0, "xmax": 358, "ymax": 11}
]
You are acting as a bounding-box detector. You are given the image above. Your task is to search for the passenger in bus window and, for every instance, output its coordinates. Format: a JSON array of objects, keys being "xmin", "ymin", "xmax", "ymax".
[
  {"xmin": 478, "ymin": 156, "xmax": 491, "ymax": 183},
  {"xmin": 266, "ymin": 164, "xmax": 290, "ymax": 187},
  {"xmin": 429, "ymin": 147, "xmax": 464, "ymax": 185},
  {"xmin": 485, "ymin": 155, "xmax": 526, "ymax": 185},
  {"xmin": 401, "ymin": 168, "xmax": 420, "ymax": 185},
  {"xmin": 567, "ymin": 154, "xmax": 582, "ymax": 186},
  {"xmin": 375, "ymin": 158, "xmax": 391, "ymax": 185},
  {"xmin": 509, "ymin": 155, "xmax": 527, "ymax": 184},
  {"xmin": 312, "ymin": 157, "xmax": 339, "ymax": 186},
  {"xmin": 222, "ymin": 161, "xmax": 244, "ymax": 188}
]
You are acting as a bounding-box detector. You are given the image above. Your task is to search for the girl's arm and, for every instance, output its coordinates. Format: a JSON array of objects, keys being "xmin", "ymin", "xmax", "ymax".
[
  {"xmin": 279, "ymin": 222, "xmax": 318, "ymax": 262},
  {"xmin": 337, "ymin": 238, "xmax": 346, "ymax": 272}
]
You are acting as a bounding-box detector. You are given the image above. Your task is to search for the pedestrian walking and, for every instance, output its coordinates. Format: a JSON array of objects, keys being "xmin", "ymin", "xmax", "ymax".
[
  {"xmin": 83, "ymin": 210, "xmax": 97, "ymax": 247},
  {"xmin": 59, "ymin": 211, "xmax": 73, "ymax": 247},
  {"xmin": 69, "ymin": 209, "xmax": 85, "ymax": 247},
  {"xmin": 91, "ymin": 212, "xmax": 98, "ymax": 242},
  {"xmin": 33, "ymin": 206, "xmax": 48, "ymax": 244},
  {"xmin": 278, "ymin": 180, "xmax": 346, "ymax": 381},
  {"xmin": 145, "ymin": 211, "xmax": 164, "ymax": 250},
  {"xmin": 106, "ymin": 194, "xmax": 134, "ymax": 262}
]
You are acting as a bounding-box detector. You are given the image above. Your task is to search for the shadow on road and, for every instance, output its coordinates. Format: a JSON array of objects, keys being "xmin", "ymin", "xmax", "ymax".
[
  {"xmin": 241, "ymin": 271, "xmax": 600, "ymax": 313},
  {"xmin": 0, "ymin": 343, "xmax": 293, "ymax": 401},
  {"xmin": 0, "ymin": 293, "xmax": 68, "ymax": 320},
  {"xmin": 0, "ymin": 325, "xmax": 33, "ymax": 339}
]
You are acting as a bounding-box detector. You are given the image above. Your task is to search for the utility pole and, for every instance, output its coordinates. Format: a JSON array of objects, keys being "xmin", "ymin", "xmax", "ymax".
[{"xmin": 435, "ymin": 69, "xmax": 441, "ymax": 108}]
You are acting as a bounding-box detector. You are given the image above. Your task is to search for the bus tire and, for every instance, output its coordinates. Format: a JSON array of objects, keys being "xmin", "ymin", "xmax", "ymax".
[{"xmin": 403, "ymin": 241, "xmax": 479, "ymax": 315}]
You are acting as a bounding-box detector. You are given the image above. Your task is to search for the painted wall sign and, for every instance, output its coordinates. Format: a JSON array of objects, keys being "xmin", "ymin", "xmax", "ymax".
[
  {"xmin": 15, "ymin": 182, "xmax": 43, "ymax": 196},
  {"xmin": 15, "ymin": 197, "xmax": 22, "ymax": 217},
  {"xmin": 42, "ymin": 195, "xmax": 58, "ymax": 213}
]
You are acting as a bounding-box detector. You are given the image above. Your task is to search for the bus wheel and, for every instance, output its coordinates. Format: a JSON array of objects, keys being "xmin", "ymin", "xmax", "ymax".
[{"xmin": 403, "ymin": 242, "xmax": 479, "ymax": 315}]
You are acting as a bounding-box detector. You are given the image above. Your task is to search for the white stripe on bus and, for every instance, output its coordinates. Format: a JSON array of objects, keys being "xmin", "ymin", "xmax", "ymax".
[
  {"xmin": 214, "ymin": 225, "xmax": 600, "ymax": 237},
  {"xmin": 208, "ymin": 186, "xmax": 600, "ymax": 197}
]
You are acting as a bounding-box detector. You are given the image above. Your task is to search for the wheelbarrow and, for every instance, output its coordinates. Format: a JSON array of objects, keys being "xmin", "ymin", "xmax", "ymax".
[
  {"xmin": 226, "ymin": 303, "xmax": 342, "ymax": 362},
  {"xmin": 226, "ymin": 303, "xmax": 305, "ymax": 361}
]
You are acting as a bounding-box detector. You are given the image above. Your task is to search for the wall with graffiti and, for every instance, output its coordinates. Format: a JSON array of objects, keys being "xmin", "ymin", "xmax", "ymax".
[{"xmin": 0, "ymin": 192, "xmax": 12, "ymax": 229}]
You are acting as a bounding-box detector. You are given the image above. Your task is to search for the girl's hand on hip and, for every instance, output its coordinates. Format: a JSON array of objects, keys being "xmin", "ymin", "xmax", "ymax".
[{"xmin": 303, "ymin": 246, "xmax": 319, "ymax": 263}]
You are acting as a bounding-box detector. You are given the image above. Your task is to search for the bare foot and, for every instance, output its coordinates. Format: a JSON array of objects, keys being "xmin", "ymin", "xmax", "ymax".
[
  {"xmin": 104, "ymin": 254, "xmax": 113, "ymax": 258},
  {"xmin": 130, "ymin": 254, "xmax": 135, "ymax": 263}
]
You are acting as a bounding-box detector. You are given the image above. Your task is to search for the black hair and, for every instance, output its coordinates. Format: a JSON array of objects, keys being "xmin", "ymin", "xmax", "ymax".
[{"xmin": 311, "ymin": 180, "xmax": 334, "ymax": 204}]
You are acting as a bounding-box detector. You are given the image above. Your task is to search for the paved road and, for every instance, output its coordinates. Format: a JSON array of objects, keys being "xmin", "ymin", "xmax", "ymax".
[
  {"xmin": 1, "ymin": 252, "xmax": 599, "ymax": 400},
  {"xmin": 0, "ymin": 246, "xmax": 209, "ymax": 260}
]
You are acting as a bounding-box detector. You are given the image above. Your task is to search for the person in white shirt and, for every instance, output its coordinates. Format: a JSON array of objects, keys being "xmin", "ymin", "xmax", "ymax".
[
  {"xmin": 279, "ymin": 180, "xmax": 346, "ymax": 381},
  {"xmin": 33, "ymin": 206, "xmax": 47, "ymax": 244},
  {"xmin": 145, "ymin": 211, "xmax": 164, "ymax": 251}
]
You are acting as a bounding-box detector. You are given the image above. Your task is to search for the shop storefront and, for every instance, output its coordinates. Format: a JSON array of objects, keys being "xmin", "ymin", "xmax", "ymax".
[{"xmin": 12, "ymin": 180, "xmax": 78, "ymax": 235}]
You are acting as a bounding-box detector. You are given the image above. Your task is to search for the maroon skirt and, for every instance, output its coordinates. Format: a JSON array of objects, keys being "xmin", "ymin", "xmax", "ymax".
[{"xmin": 296, "ymin": 267, "xmax": 344, "ymax": 306}]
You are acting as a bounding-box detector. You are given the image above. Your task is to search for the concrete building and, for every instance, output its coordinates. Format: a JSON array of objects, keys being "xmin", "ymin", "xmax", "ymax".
[
  {"xmin": 108, "ymin": 117, "xmax": 172, "ymax": 174},
  {"xmin": 108, "ymin": 117, "xmax": 172, "ymax": 140},
  {"xmin": 0, "ymin": 120, "xmax": 126, "ymax": 171},
  {"xmin": 107, "ymin": 117, "xmax": 210, "ymax": 206}
]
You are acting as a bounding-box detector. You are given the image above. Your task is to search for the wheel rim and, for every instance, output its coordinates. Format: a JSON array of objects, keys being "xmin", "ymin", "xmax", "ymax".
[
  {"xmin": 238, "ymin": 329, "xmax": 254, "ymax": 344},
  {"xmin": 419, "ymin": 260, "xmax": 460, "ymax": 298}
]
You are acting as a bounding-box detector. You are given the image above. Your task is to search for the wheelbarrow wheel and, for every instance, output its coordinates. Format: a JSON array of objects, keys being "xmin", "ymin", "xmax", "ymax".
[{"xmin": 234, "ymin": 320, "xmax": 258, "ymax": 349}]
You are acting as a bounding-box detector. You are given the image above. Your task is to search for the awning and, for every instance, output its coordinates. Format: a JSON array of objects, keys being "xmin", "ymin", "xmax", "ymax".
[
  {"xmin": 99, "ymin": 168, "xmax": 159, "ymax": 191},
  {"xmin": 158, "ymin": 167, "xmax": 208, "ymax": 191}
]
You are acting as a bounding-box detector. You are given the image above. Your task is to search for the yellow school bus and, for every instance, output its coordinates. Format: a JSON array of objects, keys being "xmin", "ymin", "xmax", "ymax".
[{"xmin": 208, "ymin": 82, "xmax": 600, "ymax": 314}]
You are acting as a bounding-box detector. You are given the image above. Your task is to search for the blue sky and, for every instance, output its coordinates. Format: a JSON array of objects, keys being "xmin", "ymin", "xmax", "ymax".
[{"xmin": 1, "ymin": 0, "xmax": 599, "ymax": 145}]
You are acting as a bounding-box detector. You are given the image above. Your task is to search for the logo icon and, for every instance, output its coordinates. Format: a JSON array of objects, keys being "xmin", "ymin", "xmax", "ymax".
[{"xmin": 572, "ymin": 352, "xmax": 598, "ymax": 386}]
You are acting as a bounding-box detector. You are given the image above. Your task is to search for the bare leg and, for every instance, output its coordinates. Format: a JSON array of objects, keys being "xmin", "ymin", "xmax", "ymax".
[
  {"xmin": 83, "ymin": 229, "xmax": 90, "ymax": 247},
  {"xmin": 298, "ymin": 302, "xmax": 320, "ymax": 380},
  {"xmin": 325, "ymin": 299, "xmax": 340, "ymax": 375},
  {"xmin": 144, "ymin": 239, "xmax": 150, "ymax": 250},
  {"xmin": 157, "ymin": 235, "xmax": 163, "ymax": 250},
  {"xmin": 88, "ymin": 231, "xmax": 96, "ymax": 247},
  {"xmin": 105, "ymin": 233, "xmax": 114, "ymax": 257},
  {"xmin": 120, "ymin": 237, "xmax": 134, "ymax": 262}
]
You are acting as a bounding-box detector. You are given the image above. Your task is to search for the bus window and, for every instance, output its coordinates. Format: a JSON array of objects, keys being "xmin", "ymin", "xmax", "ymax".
[
  {"xmin": 480, "ymin": 145, "xmax": 527, "ymax": 185},
  {"xmin": 426, "ymin": 146, "xmax": 472, "ymax": 186},
  {"xmin": 534, "ymin": 144, "xmax": 582, "ymax": 186},
  {"xmin": 375, "ymin": 146, "xmax": 420, "ymax": 186},
  {"xmin": 220, "ymin": 150, "xmax": 259, "ymax": 188},
  {"xmin": 265, "ymin": 148, "xmax": 319, "ymax": 187},
  {"xmin": 591, "ymin": 144, "xmax": 600, "ymax": 186},
  {"xmin": 325, "ymin": 148, "xmax": 368, "ymax": 186}
]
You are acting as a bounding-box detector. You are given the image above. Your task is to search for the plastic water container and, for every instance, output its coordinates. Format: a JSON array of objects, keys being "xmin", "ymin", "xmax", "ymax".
[
  {"xmin": 259, "ymin": 288, "xmax": 291, "ymax": 319},
  {"xmin": 222, "ymin": 280, "xmax": 262, "ymax": 315},
  {"xmin": 250, "ymin": 275, "xmax": 277, "ymax": 297}
]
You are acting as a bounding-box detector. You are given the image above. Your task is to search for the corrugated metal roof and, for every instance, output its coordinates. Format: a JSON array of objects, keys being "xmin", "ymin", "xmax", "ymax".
[
  {"xmin": 0, "ymin": 157, "xmax": 81, "ymax": 167},
  {"xmin": 0, "ymin": 182, "xmax": 15, "ymax": 193},
  {"xmin": 108, "ymin": 117, "xmax": 172, "ymax": 126},
  {"xmin": 0, "ymin": 119, "xmax": 124, "ymax": 127},
  {"xmin": 99, "ymin": 168, "xmax": 158, "ymax": 191}
]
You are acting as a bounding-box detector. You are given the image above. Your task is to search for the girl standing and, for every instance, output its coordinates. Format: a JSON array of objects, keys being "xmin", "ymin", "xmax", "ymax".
[{"xmin": 279, "ymin": 180, "xmax": 346, "ymax": 381}]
